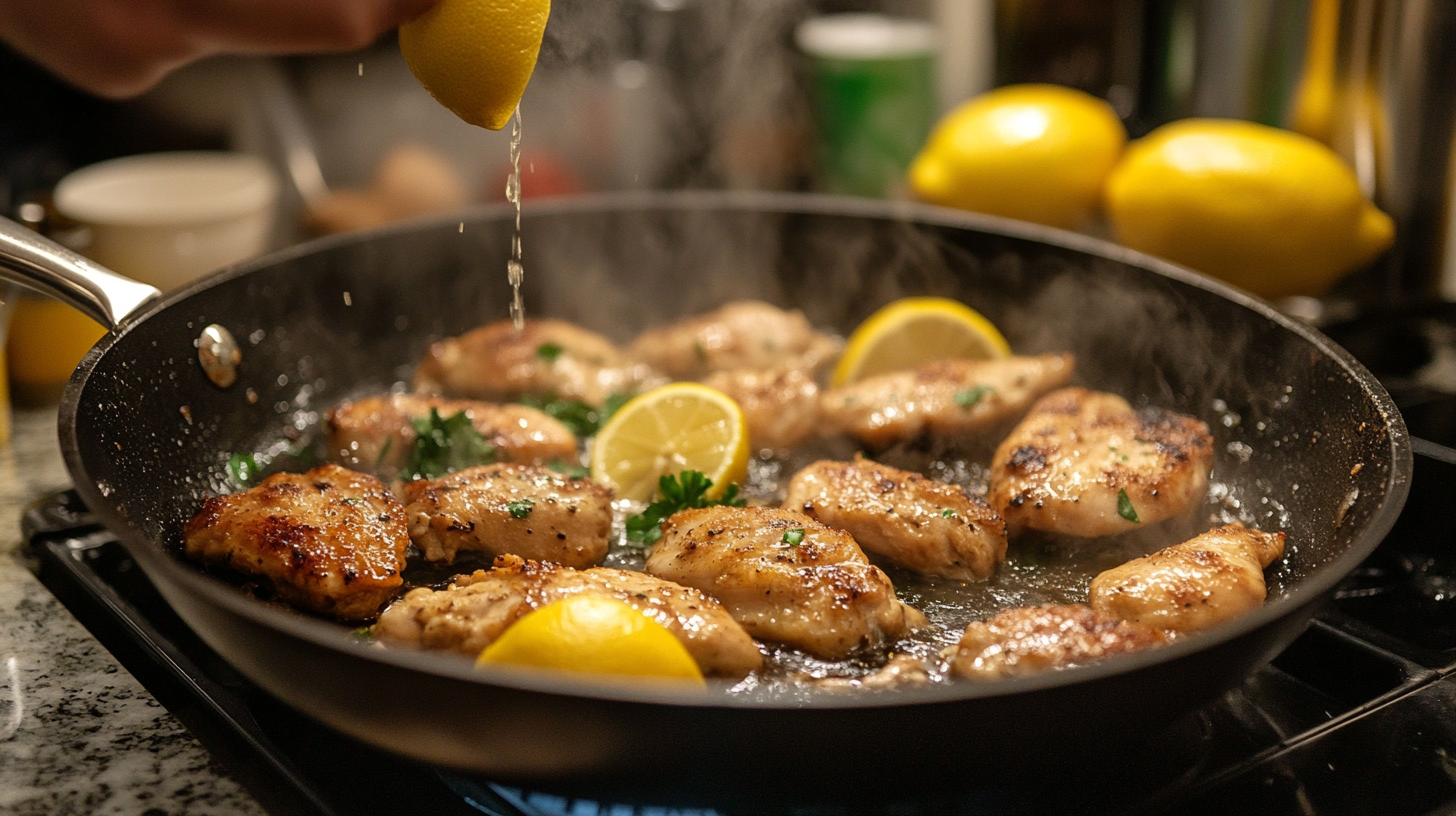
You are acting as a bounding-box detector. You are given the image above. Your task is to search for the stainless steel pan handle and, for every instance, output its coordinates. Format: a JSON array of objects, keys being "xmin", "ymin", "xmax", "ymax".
[{"xmin": 0, "ymin": 215, "xmax": 161, "ymax": 330}]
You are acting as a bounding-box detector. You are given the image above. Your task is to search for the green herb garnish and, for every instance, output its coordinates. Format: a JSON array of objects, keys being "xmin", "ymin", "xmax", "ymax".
[
  {"xmin": 520, "ymin": 392, "xmax": 631, "ymax": 437},
  {"xmin": 941, "ymin": 508, "xmax": 957, "ymax": 518},
  {"xmin": 507, "ymin": 499, "xmax": 535, "ymax": 519},
  {"xmin": 400, "ymin": 408, "xmax": 497, "ymax": 481},
  {"xmin": 624, "ymin": 470, "xmax": 746, "ymax": 547},
  {"xmin": 341, "ymin": 497, "xmax": 360, "ymax": 506},
  {"xmin": 954, "ymin": 385, "xmax": 995, "ymax": 409},
  {"xmin": 536, "ymin": 342, "xmax": 564, "ymax": 362},
  {"xmin": 351, "ymin": 627, "xmax": 372, "ymax": 640},
  {"xmin": 547, "ymin": 459, "xmax": 590, "ymax": 479},
  {"xmin": 227, "ymin": 453, "xmax": 259, "ymax": 486},
  {"xmin": 1117, "ymin": 489, "xmax": 1141, "ymax": 523},
  {"xmin": 782, "ymin": 528, "xmax": 805, "ymax": 547}
]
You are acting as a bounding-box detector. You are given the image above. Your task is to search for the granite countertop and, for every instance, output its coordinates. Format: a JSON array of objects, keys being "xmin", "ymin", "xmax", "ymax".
[{"xmin": 0, "ymin": 408, "xmax": 265, "ymax": 816}]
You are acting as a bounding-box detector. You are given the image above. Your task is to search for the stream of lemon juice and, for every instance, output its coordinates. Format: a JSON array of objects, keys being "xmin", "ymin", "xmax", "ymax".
[{"xmin": 506, "ymin": 106, "xmax": 525, "ymax": 331}]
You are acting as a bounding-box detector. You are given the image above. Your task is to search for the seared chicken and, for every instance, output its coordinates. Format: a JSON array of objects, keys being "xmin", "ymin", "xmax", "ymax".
[
  {"xmin": 372, "ymin": 554, "xmax": 762, "ymax": 678},
  {"xmin": 1090, "ymin": 525, "xmax": 1286, "ymax": 634},
  {"xmin": 328, "ymin": 393, "xmax": 578, "ymax": 477},
  {"xmin": 703, "ymin": 366, "xmax": 821, "ymax": 450},
  {"xmin": 783, "ymin": 457, "xmax": 1007, "ymax": 580},
  {"xmin": 183, "ymin": 464, "xmax": 408, "ymax": 621},
  {"xmin": 819, "ymin": 354, "xmax": 1075, "ymax": 448},
  {"xmin": 402, "ymin": 463, "xmax": 613, "ymax": 566},
  {"xmin": 645, "ymin": 506, "xmax": 927, "ymax": 659},
  {"xmin": 948, "ymin": 604, "xmax": 1167, "ymax": 681},
  {"xmin": 629, "ymin": 300, "xmax": 842, "ymax": 380},
  {"xmin": 414, "ymin": 318, "xmax": 665, "ymax": 406},
  {"xmin": 988, "ymin": 388, "xmax": 1214, "ymax": 537},
  {"xmin": 814, "ymin": 654, "xmax": 931, "ymax": 691}
]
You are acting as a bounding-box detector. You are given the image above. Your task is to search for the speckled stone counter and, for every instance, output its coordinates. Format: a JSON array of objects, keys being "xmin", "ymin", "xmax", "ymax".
[{"xmin": 0, "ymin": 408, "xmax": 264, "ymax": 816}]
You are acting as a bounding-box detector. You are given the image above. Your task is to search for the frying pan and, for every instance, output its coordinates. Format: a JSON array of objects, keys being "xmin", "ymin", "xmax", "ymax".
[{"xmin": 0, "ymin": 192, "xmax": 1411, "ymax": 802}]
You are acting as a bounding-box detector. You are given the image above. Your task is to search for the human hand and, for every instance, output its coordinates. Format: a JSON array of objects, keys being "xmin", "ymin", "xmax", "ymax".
[{"xmin": 0, "ymin": 0, "xmax": 438, "ymax": 98}]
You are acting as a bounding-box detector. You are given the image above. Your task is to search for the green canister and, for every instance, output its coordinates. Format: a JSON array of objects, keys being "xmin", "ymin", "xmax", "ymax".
[{"xmin": 796, "ymin": 14, "xmax": 937, "ymax": 199}]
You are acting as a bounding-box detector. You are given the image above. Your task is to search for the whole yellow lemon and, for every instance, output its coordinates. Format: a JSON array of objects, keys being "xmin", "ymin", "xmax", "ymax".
[
  {"xmin": 908, "ymin": 84, "xmax": 1126, "ymax": 230},
  {"xmin": 399, "ymin": 0, "xmax": 550, "ymax": 130},
  {"xmin": 477, "ymin": 594, "xmax": 705, "ymax": 686},
  {"xmin": 1105, "ymin": 118, "xmax": 1394, "ymax": 298}
]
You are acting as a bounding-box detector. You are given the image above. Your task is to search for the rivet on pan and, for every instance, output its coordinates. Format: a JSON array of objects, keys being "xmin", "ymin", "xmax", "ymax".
[{"xmin": 198, "ymin": 324, "xmax": 241, "ymax": 388}]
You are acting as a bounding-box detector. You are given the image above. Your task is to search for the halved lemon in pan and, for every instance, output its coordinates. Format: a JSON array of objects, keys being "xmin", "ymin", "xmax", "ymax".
[
  {"xmin": 590, "ymin": 383, "xmax": 749, "ymax": 502},
  {"xmin": 477, "ymin": 594, "xmax": 705, "ymax": 686},
  {"xmin": 830, "ymin": 297, "xmax": 1010, "ymax": 386}
]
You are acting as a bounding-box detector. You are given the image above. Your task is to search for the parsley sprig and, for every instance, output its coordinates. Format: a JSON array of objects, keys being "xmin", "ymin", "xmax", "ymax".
[
  {"xmin": 520, "ymin": 392, "xmax": 631, "ymax": 437},
  {"xmin": 400, "ymin": 408, "xmax": 497, "ymax": 481},
  {"xmin": 624, "ymin": 470, "xmax": 746, "ymax": 547}
]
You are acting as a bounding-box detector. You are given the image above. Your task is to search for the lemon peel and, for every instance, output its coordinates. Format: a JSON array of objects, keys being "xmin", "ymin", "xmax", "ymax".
[
  {"xmin": 590, "ymin": 383, "xmax": 750, "ymax": 503},
  {"xmin": 832, "ymin": 297, "xmax": 1010, "ymax": 386}
]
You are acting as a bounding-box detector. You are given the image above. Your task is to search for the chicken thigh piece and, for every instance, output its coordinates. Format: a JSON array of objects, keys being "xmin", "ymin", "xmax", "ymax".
[
  {"xmin": 372, "ymin": 554, "xmax": 763, "ymax": 679},
  {"xmin": 948, "ymin": 604, "xmax": 1167, "ymax": 681},
  {"xmin": 819, "ymin": 354, "xmax": 1075, "ymax": 448},
  {"xmin": 988, "ymin": 388, "xmax": 1214, "ymax": 538},
  {"xmin": 645, "ymin": 506, "xmax": 927, "ymax": 659},
  {"xmin": 1090, "ymin": 525, "xmax": 1286, "ymax": 634},
  {"xmin": 402, "ymin": 463, "xmax": 613, "ymax": 566},
  {"xmin": 413, "ymin": 318, "xmax": 665, "ymax": 406},
  {"xmin": 628, "ymin": 300, "xmax": 843, "ymax": 380},
  {"xmin": 783, "ymin": 457, "xmax": 1007, "ymax": 580},
  {"xmin": 328, "ymin": 393, "xmax": 579, "ymax": 478},
  {"xmin": 183, "ymin": 464, "xmax": 409, "ymax": 621},
  {"xmin": 703, "ymin": 366, "xmax": 821, "ymax": 450}
]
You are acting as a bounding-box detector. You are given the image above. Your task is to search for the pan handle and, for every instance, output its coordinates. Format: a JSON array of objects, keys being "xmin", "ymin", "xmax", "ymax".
[{"xmin": 0, "ymin": 215, "xmax": 161, "ymax": 330}]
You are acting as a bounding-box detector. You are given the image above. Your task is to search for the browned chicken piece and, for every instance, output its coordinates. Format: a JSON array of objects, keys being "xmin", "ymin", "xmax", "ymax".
[
  {"xmin": 948, "ymin": 604, "xmax": 1167, "ymax": 681},
  {"xmin": 988, "ymin": 387, "xmax": 1215, "ymax": 538},
  {"xmin": 372, "ymin": 554, "xmax": 763, "ymax": 679},
  {"xmin": 703, "ymin": 366, "xmax": 821, "ymax": 450},
  {"xmin": 814, "ymin": 654, "xmax": 931, "ymax": 691},
  {"xmin": 1090, "ymin": 525, "xmax": 1286, "ymax": 634},
  {"xmin": 327, "ymin": 393, "xmax": 579, "ymax": 477},
  {"xmin": 628, "ymin": 300, "xmax": 843, "ymax": 380},
  {"xmin": 783, "ymin": 457, "xmax": 1007, "ymax": 581},
  {"xmin": 401, "ymin": 463, "xmax": 612, "ymax": 567},
  {"xmin": 819, "ymin": 354, "xmax": 1075, "ymax": 448},
  {"xmin": 413, "ymin": 318, "xmax": 666, "ymax": 406},
  {"xmin": 183, "ymin": 464, "xmax": 408, "ymax": 621},
  {"xmin": 645, "ymin": 506, "xmax": 927, "ymax": 660}
]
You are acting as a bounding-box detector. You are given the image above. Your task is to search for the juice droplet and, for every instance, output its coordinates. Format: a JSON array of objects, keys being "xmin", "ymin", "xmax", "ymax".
[{"xmin": 506, "ymin": 105, "xmax": 525, "ymax": 332}]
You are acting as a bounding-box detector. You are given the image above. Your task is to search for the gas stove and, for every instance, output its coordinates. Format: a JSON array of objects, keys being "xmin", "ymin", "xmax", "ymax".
[{"xmin": 24, "ymin": 436, "xmax": 1456, "ymax": 816}]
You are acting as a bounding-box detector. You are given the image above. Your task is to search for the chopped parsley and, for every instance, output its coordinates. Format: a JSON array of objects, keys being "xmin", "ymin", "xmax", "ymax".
[
  {"xmin": 507, "ymin": 498, "xmax": 535, "ymax": 519},
  {"xmin": 693, "ymin": 340, "xmax": 708, "ymax": 365},
  {"xmin": 624, "ymin": 470, "xmax": 746, "ymax": 546},
  {"xmin": 351, "ymin": 627, "xmax": 372, "ymax": 640},
  {"xmin": 536, "ymin": 342, "xmax": 565, "ymax": 362},
  {"xmin": 227, "ymin": 453, "xmax": 259, "ymax": 486},
  {"xmin": 1117, "ymin": 489, "xmax": 1141, "ymax": 523},
  {"xmin": 954, "ymin": 385, "xmax": 995, "ymax": 409},
  {"xmin": 547, "ymin": 459, "xmax": 590, "ymax": 480},
  {"xmin": 520, "ymin": 392, "xmax": 631, "ymax": 437},
  {"xmin": 941, "ymin": 508, "xmax": 957, "ymax": 518},
  {"xmin": 341, "ymin": 497, "xmax": 360, "ymax": 506},
  {"xmin": 400, "ymin": 408, "xmax": 497, "ymax": 481},
  {"xmin": 782, "ymin": 528, "xmax": 805, "ymax": 547}
]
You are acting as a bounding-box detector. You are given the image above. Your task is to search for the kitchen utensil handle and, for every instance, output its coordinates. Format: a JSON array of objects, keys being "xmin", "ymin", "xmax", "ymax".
[{"xmin": 0, "ymin": 216, "xmax": 160, "ymax": 330}]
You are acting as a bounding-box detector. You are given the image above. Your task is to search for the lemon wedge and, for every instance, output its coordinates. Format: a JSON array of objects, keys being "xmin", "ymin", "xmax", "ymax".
[
  {"xmin": 399, "ymin": 0, "xmax": 551, "ymax": 131},
  {"xmin": 477, "ymin": 595, "xmax": 704, "ymax": 686},
  {"xmin": 590, "ymin": 383, "xmax": 750, "ymax": 502},
  {"xmin": 831, "ymin": 297, "xmax": 1010, "ymax": 386}
]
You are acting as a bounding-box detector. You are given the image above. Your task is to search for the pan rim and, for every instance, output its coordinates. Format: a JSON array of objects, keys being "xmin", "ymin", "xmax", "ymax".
[{"xmin": 58, "ymin": 189, "xmax": 1413, "ymax": 711}]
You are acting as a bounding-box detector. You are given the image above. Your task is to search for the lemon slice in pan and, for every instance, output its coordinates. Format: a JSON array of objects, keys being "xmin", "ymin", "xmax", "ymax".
[
  {"xmin": 831, "ymin": 297, "xmax": 1010, "ymax": 386},
  {"xmin": 590, "ymin": 383, "xmax": 749, "ymax": 502}
]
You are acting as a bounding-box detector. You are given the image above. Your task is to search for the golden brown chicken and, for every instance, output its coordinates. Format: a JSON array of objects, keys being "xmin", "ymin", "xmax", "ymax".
[
  {"xmin": 413, "ymin": 318, "xmax": 665, "ymax": 406},
  {"xmin": 819, "ymin": 354, "xmax": 1075, "ymax": 448},
  {"xmin": 182, "ymin": 464, "xmax": 408, "ymax": 621},
  {"xmin": 988, "ymin": 387, "xmax": 1214, "ymax": 537},
  {"xmin": 645, "ymin": 506, "xmax": 927, "ymax": 659},
  {"xmin": 948, "ymin": 604, "xmax": 1167, "ymax": 681},
  {"xmin": 327, "ymin": 393, "xmax": 578, "ymax": 477},
  {"xmin": 702, "ymin": 366, "xmax": 821, "ymax": 450},
  {"xmin": 1089, "ymin": 525, "xmax": 1286, "ymax": 634},
  {"xmin": 782, "ymin": 457, "xmax": 1006, "ymax": 580},
  {"xmin": 628, "ymin": 300, "xmax": 842, "ymax": 380},
  {"xmin": 402, "ymin": 463, "xmax": 613, "ymax": 566},
  {"xmin": 372, "ymin": 554, "xmax": 763, "ymax": 679}
]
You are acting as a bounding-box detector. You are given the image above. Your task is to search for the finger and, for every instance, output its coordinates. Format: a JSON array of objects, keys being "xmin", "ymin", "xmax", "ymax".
[{"xmin": 176, "ymin": 0, "xmax": 442, "ymax": 55}]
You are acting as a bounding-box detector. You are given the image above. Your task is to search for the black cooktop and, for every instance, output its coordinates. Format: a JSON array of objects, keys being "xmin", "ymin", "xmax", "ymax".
[{"xmin": 23, "ymin": 436, "xmax": 1456, "ymax": 816}]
